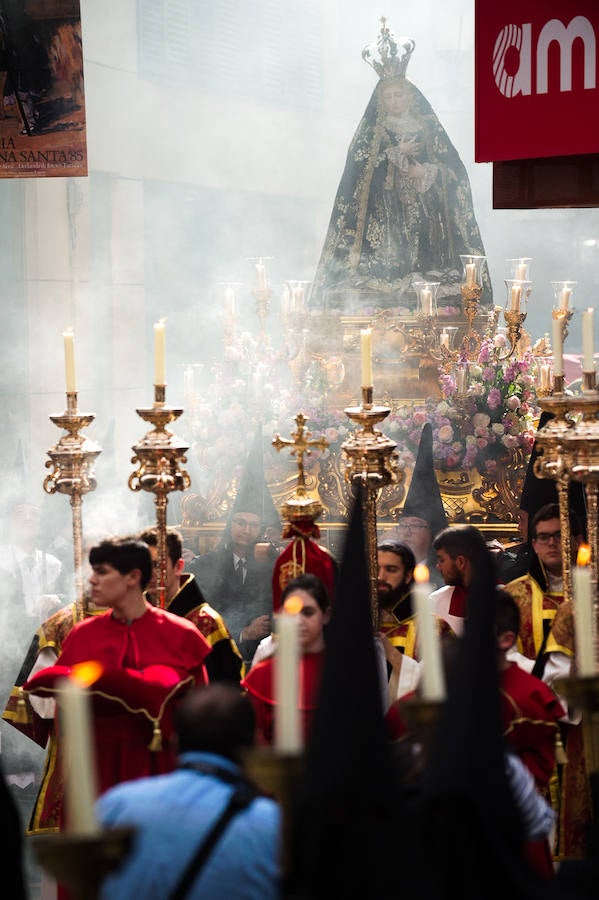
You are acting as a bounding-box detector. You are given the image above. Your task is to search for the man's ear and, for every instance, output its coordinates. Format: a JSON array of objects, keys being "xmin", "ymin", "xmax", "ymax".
[
  {"xmin": 405, "ymin": 570, "xmax": 414, "ymax": 587},
  {"xmin": 127, "ymin": 568, "xmax": 142, "ymax": 588},
  {"xmin": 175, "ymin": 557, "xmax": 185, "ymax": 575},
  {"xmin": 497, "ymin": 630, "xmax": 516, "ymax": 652}
]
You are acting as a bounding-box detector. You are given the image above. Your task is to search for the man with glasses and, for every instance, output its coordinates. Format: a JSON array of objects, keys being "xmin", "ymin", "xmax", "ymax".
[
  {"xmin": 503, "ymin": 502, "xmax": 584, "ymax": 678},
  {"xmin": 384, "ymin": 423, "xmax": 448, "ymax": 589},
  {"xmin": 189, "ymin": 430, "xmax": 282, "ymax": 667}
]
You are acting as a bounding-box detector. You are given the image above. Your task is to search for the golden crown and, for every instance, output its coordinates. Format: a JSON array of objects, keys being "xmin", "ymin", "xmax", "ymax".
[{"xmin": 362, "ymin": 17, "xmax": 415, "ymax": 80}]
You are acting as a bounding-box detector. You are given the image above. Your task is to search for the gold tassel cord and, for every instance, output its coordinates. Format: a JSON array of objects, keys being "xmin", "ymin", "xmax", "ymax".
[
  {"xmin": 555, "ymin": 731, "xmax": 567, "ymax": 766},
  {"xmin": 15, "ymin": 688, "xmax": 29, "ymax": 725},
  {"xmin": 148, "ymin": 719, "xmax": 162, "ymax": 752}
]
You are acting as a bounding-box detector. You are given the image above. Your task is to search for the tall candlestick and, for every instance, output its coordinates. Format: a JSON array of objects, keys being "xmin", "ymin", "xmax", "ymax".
[
  {"xmin": 256, "ymin": 261, "xmax": 267, "ymax": 290},
  {"xmin": 63, "ymin": 328, "xmax": 77, "ymax": 393},
  {"xmin": 414, "ymin": 564, "xmax": 445, "ymax": 701},
  {"xmin": 552, "ymin": 316, "xmax": 564, "ymax": 378},
  {"xmin": 510, "ymin": 284, "xmax": 521, "ymax": 312},
  {"xmin": 59, "ymin": 669, "xmax": 100, "ymax": 835},
  {"xmin": 573, "ymin": 544, "xmax": 595, "ymax": 676},
  {"xmin": 559, "ymin": 286, "xmax": 571, "ymax": 310},
  {"xmin": 274, "ymin": 595, "xmax": 302, "ymax": 753},
  {"xmin": 465, "ymin": 263, "xmax": 476, "ymax": 287},
  {"xmin": 516, "ymin": 261, "xmax": 527, "ymax": 281},
  {"xmin": 154, "ymin": 319, "xmax": 166, "ymax": 385},
  {"xmin": 360, "ymin": 327, "xmax": 373, "ymax": 388},
  {"xmin": 456, "ymin": 366, "xmax": 468, "ymax": 394},
  {"xmin": 582, "ymin": 307, "xmax": 595, "ymax": 372}
]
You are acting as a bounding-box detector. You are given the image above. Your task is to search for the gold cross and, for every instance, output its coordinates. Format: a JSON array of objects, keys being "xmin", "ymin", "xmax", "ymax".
[{"xmin": 272, "ymin": 413, "xmax": 329, "ymax": 494}]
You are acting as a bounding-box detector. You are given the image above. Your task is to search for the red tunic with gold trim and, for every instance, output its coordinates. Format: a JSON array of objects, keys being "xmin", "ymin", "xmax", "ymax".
[
  {"xmin": 379, "ymin": 589, "xmax": 456, "ymax": 659},
  {"xmin": 504, "ymin": 572, "xmax": 563, "ymax": 662},
  {"xmin": 500, "ymin": 659, "xmax": 566, "ymax": 877},
  {"xmin": 241, "ymin": 651, "xmax": 324, "ymax": 746},
  {"xmin": 23, "ymin": 605, "xmax": 211, "ymax": 834},
  {"xmin": 2, "ymin": 601, "xmax": 105, "ymax": 747},
  {"xmin": 163, "ymin": 572, "xmax": 244, "ymax": 683}
]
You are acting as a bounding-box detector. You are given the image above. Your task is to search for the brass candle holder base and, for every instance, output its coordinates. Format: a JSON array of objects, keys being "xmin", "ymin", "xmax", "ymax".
[
  {"xmin": 398, "ymin": 696, "xmax": 442, "ymax": 760},
  {"xmin": 242, "ymin": 746, "xmax": 304, "ymax": 877},
  {"xmin": 44, "ymin": 393, "xmax": 102, "ymax": 620},
  {"xmin": 33, "ymin": 827, "xmax": 135, "ymax": 900}
]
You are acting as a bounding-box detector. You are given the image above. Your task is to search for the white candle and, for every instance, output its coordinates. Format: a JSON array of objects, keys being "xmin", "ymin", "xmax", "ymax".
[
  {"xmin": 421, "ymin": 288, "xmax": 433, "ymax": 317},
  {"xmin": 59, "ymin": 676, "xmax": 100, "ymax": 834},
  {"xmin": 540, "ymin": 364, "xmax": 551, "ymax": 391},
  {"xmin": 154, "ymin": 319, "xmax": 166, "ymax": 385},
  {"xmin": 560, "ymin": 287, "xmax": 571, "ymax": 310},
  {"xmin": 440, "ymin": 330, "xmax": 450, "ymax": 349},
  {"xmin": 414, "ymin": 564, "xmax": 445, "ymax": 701},
  {"xmin": 552, "ymin": 316, "xmax": 564, "ymax": 377},
  {"xmin": 465, "ymin": 263, "xmax": 476, "ymax": 287},
  {"xmin": 63, "ymin": 329, "xmax": 76, "ymax": 393},
  {"xmin": 256, "ymin": 261, "xmax": 266, "ymax": 290},
  {"xmin": 573, "ymin": 545, "xmax": 596, "ymax": 676},
  {"xmin": 360, "ymin": 327, "xmax": 373, "ymax": 387},
  {"xmin": 274, "ymin": 597, "xmax": 302, "ymax": 753},
  {"xmin": 510, "ymin": 285, "xmax": 522, "ymax": 312},
  {"xmin": 456, "ymin": 366, "xmax": 468, "ymax": 394},
  {"xmin": 281, "ymin": 285, "xmax": 290, "ymax": 316},
  {"xmin": 582, "ymin": 307, "xmax": 595, "ymax": 372},
  {"xmin": 225, "ymin": 286, "xmax": 236, "ymax": 318},
  {"xmin": 516, "ymin": 261, "xmax": 528, "ymax": 280}
]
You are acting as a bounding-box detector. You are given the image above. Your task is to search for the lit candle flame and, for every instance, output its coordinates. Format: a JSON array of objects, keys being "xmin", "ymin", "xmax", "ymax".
[
  {"xmin": 70, "ymin": 660, "xmax": 103, "ymax": 688},
  {"xmin": 283, "ymin": 594, "xmax": 303, "ymax": 615},
  {"xmin": 577, "ymin": 544, "xmax": 591, "ymax": 567},
  {"xmin": 414, "ymin": 563, "xmax": 430, "ymax": 584}
]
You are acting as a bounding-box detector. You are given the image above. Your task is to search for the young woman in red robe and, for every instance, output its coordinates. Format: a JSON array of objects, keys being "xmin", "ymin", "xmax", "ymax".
[{"xmin": 241, "ymin": 573, "xmax": 331, "ymax": 746}]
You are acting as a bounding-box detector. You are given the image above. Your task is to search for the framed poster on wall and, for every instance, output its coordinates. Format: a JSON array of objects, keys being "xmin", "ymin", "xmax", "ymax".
[{"xmin": 0, "ymin": 0, "xmax": 86, "ymax": 178}]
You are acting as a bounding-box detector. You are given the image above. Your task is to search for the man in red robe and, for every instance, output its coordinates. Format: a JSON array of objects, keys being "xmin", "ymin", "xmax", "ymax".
[{"xmin": 23, "ymin": 536, "xmax": 211, "ymax": 835}]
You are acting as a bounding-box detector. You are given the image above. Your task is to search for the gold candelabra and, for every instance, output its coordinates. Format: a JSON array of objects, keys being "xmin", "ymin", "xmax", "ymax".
[
  {"xmin": 536, "ymin": 373, "xmax": 599, "ymax": 838},
  {"xmin": 416, "ymin": 256, "xmax": 530, "ymax": 374},
  {"xmin": 128, "ymin": 384, "xmax": 190, "ymax": 607},
  {"xmin": 341, "ymin": 386, "xmax": 401, "ymax": 629},
  {"xmin": 44, "ymin": 391, "xmax": 102, "ymax": 621}
]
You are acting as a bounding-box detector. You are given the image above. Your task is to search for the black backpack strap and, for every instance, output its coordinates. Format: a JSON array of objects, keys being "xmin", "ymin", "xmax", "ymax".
[{"xmin": 169, "ymin": 762, "xmax": 258, "ymax": 900}]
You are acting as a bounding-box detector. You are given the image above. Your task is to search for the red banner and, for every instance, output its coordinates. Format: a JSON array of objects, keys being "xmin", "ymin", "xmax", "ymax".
[{"xmin": 475, "ymin": 1, "xmax": 599, "ymax": 162}]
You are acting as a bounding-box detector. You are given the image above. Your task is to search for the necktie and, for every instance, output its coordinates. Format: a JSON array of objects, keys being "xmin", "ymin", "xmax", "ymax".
[{"xmin": 235, "ymin": 559, "xmax": 246, "ymax": 585}]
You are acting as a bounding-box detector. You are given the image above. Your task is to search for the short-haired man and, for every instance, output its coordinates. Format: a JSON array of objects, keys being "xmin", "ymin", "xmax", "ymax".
[
  {"xmin": 23, "ymin": 537, "xmax": 212, "ymax": 837},
  {"xmin": 96, "ymin": 683, "xmax": 281, "ymax": 899},
  {"xmin": 504, "ymin": 502, "xmax": 584, "ymax": 676},
  {"xmin": 430, "ymin": 524, "xmax": 490, "ymax": 636},
  {"xmin": 139, "ymin": 526, "xmax": 244, "ymax": 683},
  {"xmin": 377, "ymin": 539, "xmax": 454, "ymax": 703}
]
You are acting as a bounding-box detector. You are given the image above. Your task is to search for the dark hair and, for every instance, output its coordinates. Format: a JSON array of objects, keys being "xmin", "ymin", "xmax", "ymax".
[
  {"xmin": 377, "ymin": 540, "xmax": 416, "ymax": 575},
  {"xmin": 495, "ymin": 588, "xmax": 521, "ymax": 638},
  {"xmin": 138, "ymin": 526, "xmax": 183, "ymax": 567},
  {"xmin": 432, "ymin": 525, "xmax": 488, "ymax": 560},
  {"xmin": 88, "ymin": 538, "xmax": 153, "ymax": 589},
  {"xmin": 280, "ymin": 572, "xmax": 330, "ymax": 613},
  {"xmin": 175, "ymin": 683, "xmax": 256, "ymax": 762},
  {"xmin": 531, "ymin": 502, "xmax": 583, "ymax": 540}
]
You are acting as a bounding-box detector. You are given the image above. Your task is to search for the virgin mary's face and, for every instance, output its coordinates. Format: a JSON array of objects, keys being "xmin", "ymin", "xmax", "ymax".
[{"xmin": 380, "ymin": 80, "xmax": 411, "ymax": 116}]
